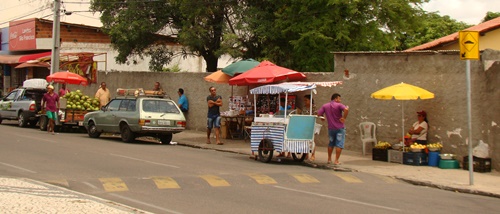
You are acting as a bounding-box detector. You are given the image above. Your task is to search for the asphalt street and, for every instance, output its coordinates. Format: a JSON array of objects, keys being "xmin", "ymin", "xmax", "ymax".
[{"xmin": 1, "ymin": 122, "xmax": 499, "ymax": 213}]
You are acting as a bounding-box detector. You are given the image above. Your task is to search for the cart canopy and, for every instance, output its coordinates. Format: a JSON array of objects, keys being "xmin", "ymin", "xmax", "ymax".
[{"xmin": 249, "ymin": 81, "xmax": 342, "ymax": 95}]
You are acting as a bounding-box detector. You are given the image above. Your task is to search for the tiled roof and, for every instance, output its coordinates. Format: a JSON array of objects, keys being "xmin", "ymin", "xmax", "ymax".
[{"xmin": 406, "ymin": 16, "xmax": 500, "ymax": 51}]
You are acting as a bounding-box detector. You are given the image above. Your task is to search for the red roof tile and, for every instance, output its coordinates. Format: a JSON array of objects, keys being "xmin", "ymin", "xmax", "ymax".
[{"xmin": 406, "ymin": 16, "xmax": 500, "ymax": 51}]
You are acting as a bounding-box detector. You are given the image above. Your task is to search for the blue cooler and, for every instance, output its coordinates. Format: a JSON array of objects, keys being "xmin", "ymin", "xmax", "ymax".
[{"xmin": 428, "ymin": 151, "xmax": 441, "ymax": 167}]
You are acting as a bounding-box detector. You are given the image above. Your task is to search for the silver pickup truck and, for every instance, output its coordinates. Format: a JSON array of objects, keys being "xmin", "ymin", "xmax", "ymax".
[{"xmin": 0, "ymin": 87, "xmax": 46, "ymax": 127}]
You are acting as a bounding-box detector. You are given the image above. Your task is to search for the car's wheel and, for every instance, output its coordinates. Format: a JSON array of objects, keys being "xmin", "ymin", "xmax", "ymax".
[
  {"xmin": 120, "ymin": 124, "xmax": 135, "ymax": 143},
  {"xmin": 159, "ymin": 134, "xmax": 173, "ymax": 145},
  {"xmin": 87, "ymin": 121, "xmax": 101, "ymax": 138},
  {"xmin": 39, "ymin": 116, "xmax": 48, "ymax": 131},
  {"xmin": 291, "ymin": 153, "xmax": 307, "ymax": 162},
  {"xmin": 18, "ymin": 112, "xmax": 29, "ymax": 127}
]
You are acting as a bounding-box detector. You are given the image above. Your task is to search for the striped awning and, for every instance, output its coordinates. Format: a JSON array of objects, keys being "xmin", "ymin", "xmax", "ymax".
[
  {"xmin": 250, "ymin": 82, "xmax": 316, "ymax": 94},
  {"xmin": 249, "ymin": 81, "xmax": 342, "ymax": 95},
  {"xmin": 294, "ymin": 81, "xmax": 343, "ymax": 87}
]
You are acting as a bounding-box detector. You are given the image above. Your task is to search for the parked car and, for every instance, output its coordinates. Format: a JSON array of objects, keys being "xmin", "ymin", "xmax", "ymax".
[
  {"xmin": 0, "ymin": 87, "xmax": 46, "ymax": 127},
  {"xmin": 83, "ymin": 96, "xmax": 186, "ymax": 144}
]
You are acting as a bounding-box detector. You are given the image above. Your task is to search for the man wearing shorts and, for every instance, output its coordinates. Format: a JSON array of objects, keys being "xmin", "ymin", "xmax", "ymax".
[
  {"xmin": 207, "ymin": 86, "xmax": 223, "ymax": 145},
  {"xmin": 42, "ymin": 85, "xmax": 60, "ymax": 135},
  {"xmin": 317, "ymin": 93, "xmax": 349, "ymax": 165}
]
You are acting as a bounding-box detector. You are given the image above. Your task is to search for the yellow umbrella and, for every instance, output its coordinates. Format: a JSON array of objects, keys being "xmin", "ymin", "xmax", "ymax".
[
  {"xmin": 204, "ymin": 70, "xmax": 231, "ymax": 84},
  {"xmin": 371, "ymin": 82, "xmax": 435, "ymax": 145},
  {"xmin": 371, "ymin": 82, "xmax": 434, "ymax": 100}
]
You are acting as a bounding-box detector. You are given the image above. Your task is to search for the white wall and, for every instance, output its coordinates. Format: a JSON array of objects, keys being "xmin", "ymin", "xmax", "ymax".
[{"xmin": 61, "ymin": 42, "xmax": 234, "ymax": 72}]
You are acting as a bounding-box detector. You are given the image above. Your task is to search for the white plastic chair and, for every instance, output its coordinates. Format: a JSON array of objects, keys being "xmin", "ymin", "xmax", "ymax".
[{"xmin": 359, "ymin": 122, "xmax": 377, "ymax": 155}]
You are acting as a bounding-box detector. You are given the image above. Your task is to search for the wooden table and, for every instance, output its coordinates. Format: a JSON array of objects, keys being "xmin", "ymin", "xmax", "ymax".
[{"xmin": 222, "ymin": 115, "xmax": 248, "ymax": 139}]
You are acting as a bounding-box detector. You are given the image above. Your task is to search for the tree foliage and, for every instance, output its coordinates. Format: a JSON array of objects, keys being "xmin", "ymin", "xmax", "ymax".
[
  {"xmin": 482, "ymin": 11, "xmax": 500, "ymax": 23},
  {"xmin": 91, "ymin": 0, "xmax": 235, "ymax": 72},
  {"xmin": 398, "ymin": 12, "xmax": 472, "ymax": 50},
  {"xmin": 227, "ymin": 0, "xmax": 431, "ymax": 71},
  {"xmin": 90, "ymin": 0, "xmax": 480, "ymax": 72}
]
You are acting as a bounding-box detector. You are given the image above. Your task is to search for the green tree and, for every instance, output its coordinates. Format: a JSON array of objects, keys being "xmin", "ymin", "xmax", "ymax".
[
  {"xmin": 229, "ymin": 0, "xmax": 430, "ymax": 72},
  {"xmin": 482, "ymin": 11, "xmax": 500, "ymax": 23},
  {"xmin": 399, "ymin": 12, "xmax": 472, "ymax": 50},
  {"xmin": 91, "ymin": 0, "xmax": 236, "ymax": 72}
]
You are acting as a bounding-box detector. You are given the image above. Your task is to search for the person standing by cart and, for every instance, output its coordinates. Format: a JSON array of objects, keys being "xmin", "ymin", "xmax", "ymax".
[
  {"xmin": 41, "ymin": 85, "xmax": 60, "ymax": 135},
  {"xmin": 301, "ymin": 94, "xmax": 317, "ymax": 161},
  {"xmin": 95, "ymin": 82, "xmax": 111, "ymax": 108},
  {"xmin": 207, "ymin": 86, "xmax": 223, "ymax": 145},
  {"xmin": 58, "ymin": 83, "xmax": 70, "ymax": 97},
  {"xmin": 317, "ymin": 93, "xmax": 349, "ymax": 165}
]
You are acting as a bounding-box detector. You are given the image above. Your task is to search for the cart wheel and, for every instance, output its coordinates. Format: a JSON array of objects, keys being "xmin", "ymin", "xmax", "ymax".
[
  {"xmin": 258, "ymin": 139, "xmax": 274, "ymax": 163},
  {"xmin": 292, "ymin": 153, "xmax": 307, "ymax": 162}
]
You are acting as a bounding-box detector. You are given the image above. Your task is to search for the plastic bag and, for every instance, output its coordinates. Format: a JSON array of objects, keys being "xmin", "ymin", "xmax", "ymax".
[{"xmin": 472, "ymin": 140, "xmax": 490, "ymax": 158}]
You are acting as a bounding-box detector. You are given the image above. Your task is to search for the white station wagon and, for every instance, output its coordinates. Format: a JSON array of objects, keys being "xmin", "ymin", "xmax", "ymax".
[{"xmin": 83, "ymin": 95, "xmax": 186, "ymax": 144}]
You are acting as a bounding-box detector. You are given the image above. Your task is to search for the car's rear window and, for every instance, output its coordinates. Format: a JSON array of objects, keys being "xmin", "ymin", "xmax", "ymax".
[
  {"xmin": 142, "ymin": 100, "xmax": 180, "ymax": 113},
  {"xmin": 23, "ymin": 89, "xmax": 46, "ymax": 101}
]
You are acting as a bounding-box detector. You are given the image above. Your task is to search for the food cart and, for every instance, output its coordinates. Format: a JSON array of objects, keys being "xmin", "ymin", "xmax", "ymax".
[{"xmin": 249, "ymin": 82, "xmax": 341, "ymax": 163}]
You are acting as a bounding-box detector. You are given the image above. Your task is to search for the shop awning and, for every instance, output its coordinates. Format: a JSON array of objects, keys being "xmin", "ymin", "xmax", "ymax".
[
  {"xmin": 15, "ymin": 61, "xmax": 50, "ymax": 69},
  {"xmin": 0, "ymin": 52, "xmax": 52, "ymax": 64}
]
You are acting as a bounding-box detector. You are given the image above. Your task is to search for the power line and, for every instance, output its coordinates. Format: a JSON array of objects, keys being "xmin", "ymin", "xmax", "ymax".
[
  {"xmin": 0, "ymin": 1, "xmax": 32, "ymax": 12},
  {"xmin": 0, "ymin": 6, "xmax": 52, "ymax": 26}
]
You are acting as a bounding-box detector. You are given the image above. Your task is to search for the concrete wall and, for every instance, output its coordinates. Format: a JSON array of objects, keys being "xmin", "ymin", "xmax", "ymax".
[
  {"xmin": 71, "ymin": 50, "xmax": 499, "ymax": 170},
  {"xmin": 333, "ymin": 50, "xmax": 499, "ymax": 171}
]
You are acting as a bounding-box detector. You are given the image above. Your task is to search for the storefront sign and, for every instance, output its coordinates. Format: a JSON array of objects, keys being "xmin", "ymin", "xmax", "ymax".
[{"xmin": 9, "ymin": 19, "xmax": 36, "ymax": 51}]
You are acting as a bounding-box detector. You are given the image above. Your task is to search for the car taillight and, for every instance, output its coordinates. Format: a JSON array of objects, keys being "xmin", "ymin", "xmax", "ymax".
[
  {"xmin": 139, "ymin": 119, "xmax": 151, "ymax": 126},
  {"xmin": 177, "ymin": 121, "xmax": 186, "ymax": 127},
  {"xmin": 29, "ymin": 104, "xmax": 36, "ymax": 111}
]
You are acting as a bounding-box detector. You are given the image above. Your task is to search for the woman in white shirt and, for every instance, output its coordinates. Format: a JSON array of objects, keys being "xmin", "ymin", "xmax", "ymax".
[{"xmin": 408, "ymin": 111, "xmax": 429, "ymax": 145}]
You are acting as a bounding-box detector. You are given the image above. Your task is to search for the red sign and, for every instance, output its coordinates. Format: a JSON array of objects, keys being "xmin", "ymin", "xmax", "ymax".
[{"xmin": 9, "ymin": 19, "xmax": 37, "ymax": 51}]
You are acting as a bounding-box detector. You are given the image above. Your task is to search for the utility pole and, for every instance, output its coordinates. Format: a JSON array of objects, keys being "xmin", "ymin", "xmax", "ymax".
[{"xmin": 50, "ymin": 0, "xmax": 61, "ymax": 75}]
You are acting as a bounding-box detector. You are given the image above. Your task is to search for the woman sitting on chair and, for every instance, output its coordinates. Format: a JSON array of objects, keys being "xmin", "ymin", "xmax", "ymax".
[{"xmin": 407, "ymin": 111, "xmax": 429, "ymax": 145}]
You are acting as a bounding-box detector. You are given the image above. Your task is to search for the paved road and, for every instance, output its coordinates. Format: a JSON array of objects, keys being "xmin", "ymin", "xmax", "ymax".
[{"xmin": 1, "ymin": 122, "xmax": 499, "ymax": 213}]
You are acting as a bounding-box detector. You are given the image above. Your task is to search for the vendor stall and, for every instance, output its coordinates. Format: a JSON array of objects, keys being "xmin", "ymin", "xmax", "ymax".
[{"xmin": 249, "ymin": 82, "xmax": 341, "ymax": 163}]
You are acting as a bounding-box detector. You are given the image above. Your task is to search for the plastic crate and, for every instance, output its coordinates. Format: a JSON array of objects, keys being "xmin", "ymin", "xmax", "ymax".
[
  {"xmin": 403, "ymin": 152, "xmax": 428, "ymax": 166},
  {"xmin": 372, "ymin": 148, "xmax": 388, "ymax": 162},
  {"xmin": 463, "ymin": 156, "xmax": 491, "ymax": 173},
  {"xmin": 388, "ymin": 150, "xmax": 403, "ymax": 164}
]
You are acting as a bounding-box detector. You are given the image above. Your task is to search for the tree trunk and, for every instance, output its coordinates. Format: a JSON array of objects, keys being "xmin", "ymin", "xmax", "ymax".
[{"xmin": 204, "ymin": 53, "xmax": 219, "ymax": 72}]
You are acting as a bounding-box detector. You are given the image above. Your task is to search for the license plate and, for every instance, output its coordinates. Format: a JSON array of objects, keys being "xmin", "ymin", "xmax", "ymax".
[
  {"xmin": 158, "ymin": 120, "xmax": 171, "ymax": 126},
  {"xmin": 78, "ymin": 121, "xmax": 84, "ymax": 126}
]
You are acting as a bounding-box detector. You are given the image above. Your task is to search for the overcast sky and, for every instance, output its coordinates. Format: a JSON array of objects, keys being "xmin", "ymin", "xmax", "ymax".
[{"xmin": 1, "ymin": 0, "xmax": 499, "ymax": 28}]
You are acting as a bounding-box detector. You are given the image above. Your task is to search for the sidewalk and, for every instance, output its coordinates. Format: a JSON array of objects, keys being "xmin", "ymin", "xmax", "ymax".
[
  {"xmin": 174, "ymin": 130, "xmax": 500, "ymax": 198},
  {"xmin": 1, "ymin": 130, "xmax": 498, "ymax": 213}
]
